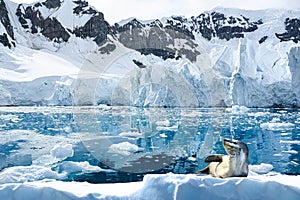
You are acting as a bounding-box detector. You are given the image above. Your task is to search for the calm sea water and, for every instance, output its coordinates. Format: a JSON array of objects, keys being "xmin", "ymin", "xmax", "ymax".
[{"xmin": 0, "ymin": 106, "xmax": 299, "ymax": 183}]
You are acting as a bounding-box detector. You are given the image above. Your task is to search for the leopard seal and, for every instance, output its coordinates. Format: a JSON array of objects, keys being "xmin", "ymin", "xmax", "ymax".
[{"xmin": 196, "ymin": 138, "xmax": 249, "ymax": 178}]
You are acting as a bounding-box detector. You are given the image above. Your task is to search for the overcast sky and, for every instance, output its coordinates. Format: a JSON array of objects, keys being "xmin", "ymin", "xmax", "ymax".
[{"xmin": 11, "ymin": 0, "xmax": 300, "ymax": 23}]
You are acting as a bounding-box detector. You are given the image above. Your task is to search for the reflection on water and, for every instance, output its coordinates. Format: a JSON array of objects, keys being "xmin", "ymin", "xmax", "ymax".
[{"xmin": 0, "ymin": 106, "xmax": 299, "ymax": 182}]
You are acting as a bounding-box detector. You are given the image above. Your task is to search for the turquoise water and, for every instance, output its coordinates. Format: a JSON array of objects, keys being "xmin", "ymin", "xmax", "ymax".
[{"xmin": 0, "ymin": 106, "xmax": 299, "ymax": 183}]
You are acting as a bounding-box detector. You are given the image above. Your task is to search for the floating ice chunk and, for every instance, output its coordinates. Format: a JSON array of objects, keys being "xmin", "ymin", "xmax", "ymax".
[
  {"xmin": 50, "ymin": 143, "xmax": 74, "ymax": 160},
  {"xmin": 260, "ymin": 122, "xmax": 295, "ymax": 130},
  {"xmin": 119, "ymin": 131, "xmax": 142, "ymax": 138},
  {"xmin": 280, "ymin": 140, "xmax": 300, "ymax": 145},
  {"xmin": 282, "ymin": 150, "xmax": 298, "ymax": 154},
  {"xmin": 249, "ymin": 163, "xmax": 274, "ymax": 174},
  {"xmin": 98, "ymin": 104, "xmax": 112, "ymax": 110},
  {"xmin": 156, "ymin": 125, "xmax": 178, "ymax": 131},
  {"xmin": 159, "ymin": 133, "xmax": 168, "ymax": 138},
  {"xmin": 155, "ymin": 120, "xmax": 171, "ymax": 126},
  {"xmin": 108, "ymin": 142, "xmax": 139, "ymax": 156},
  {"xmin": 281, "ymin": 132, "xmax": 291, "ymax": 136},
  {"xmin": 227, "ymin": 105, "xmax": 249, "ymax": 114},
  {"xmin": 56, "ymin": 161, "xmax": 114, "ymax": 174},
  {"xmin": 187, "ymin": 157, "xmax": 197, "ymax": 161},
  {"xmin": 0, "ymin": 165, "xmax": 64, "ymax": 184},
  {"xmin": 62, "ymin": 126, "xmax": 72, "ymax": 133}
]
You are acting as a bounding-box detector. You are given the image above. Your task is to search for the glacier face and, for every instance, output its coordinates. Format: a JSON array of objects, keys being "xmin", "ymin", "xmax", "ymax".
[
  {"xmin": 289, "ymin": 46, "xmax": 300, "ymax": 107},
  {"xmin": 0, "ymin": 0, "xmax": 300, "ymax": 107}
]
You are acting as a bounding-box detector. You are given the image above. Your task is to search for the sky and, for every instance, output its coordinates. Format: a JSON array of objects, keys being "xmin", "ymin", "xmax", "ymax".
[{"xmin": 11, "ymin": 0, "xmax": 300, "ymax": 24}]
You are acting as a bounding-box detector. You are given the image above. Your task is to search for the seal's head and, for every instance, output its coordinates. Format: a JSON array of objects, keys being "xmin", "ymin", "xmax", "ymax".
[{"xmin": 223, "ymin": 138, "xmax": 248, "ymax": 159}]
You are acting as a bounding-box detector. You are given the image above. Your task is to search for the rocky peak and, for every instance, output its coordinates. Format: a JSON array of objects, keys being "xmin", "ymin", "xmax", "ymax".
[
  {"xmin": 165, "ymin": 16, "xmax": 194, "ymax": 39},
  {"xmin": 148, "ymin": 19, "xmax": 163, "ymax": 28},
  {"xmin": 114, "ymin": 18, "xmax": 145, "ymax": 33},
  {"xmin": 0, "ymin": 0, "xmax": 15, "ymax": 48},
  {"xmin": 15, "ymin": 2, "xmax": 70, "ymax": 42},
  {"xmin": 42, "ymin": 0, "xmax": 61, "ymax": 9},
  {"xmin": 11, "ymin": 0, "xmax": 113, "ymax": 45},
  {"xmin": 74, "ymin": 12, "xmax": 112, "ymax": 45},
  {"xmin": 73, "ymin": 0, "xmax": 97, "ymax": 15}
]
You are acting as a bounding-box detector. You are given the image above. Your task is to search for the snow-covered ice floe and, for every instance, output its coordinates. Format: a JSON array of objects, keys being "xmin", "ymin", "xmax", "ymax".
[
  {"xmin": 0, "ymin": 173, "xmax": 299, "ymax": 200},
  {"xmin": 0, "ymin": 163, "xmax": 299, "ymax": 200}
]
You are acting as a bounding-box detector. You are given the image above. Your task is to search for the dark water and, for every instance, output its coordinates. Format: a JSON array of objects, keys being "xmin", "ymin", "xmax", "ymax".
[{"xmin": 0, "ymin": 106, "xmax": 299, "ymax": 183}]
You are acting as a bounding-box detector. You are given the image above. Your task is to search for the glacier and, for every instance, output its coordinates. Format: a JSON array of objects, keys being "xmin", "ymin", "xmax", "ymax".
[{"xmin": 0, "ymin": 0, "xmax": 300, "ymax": 107}]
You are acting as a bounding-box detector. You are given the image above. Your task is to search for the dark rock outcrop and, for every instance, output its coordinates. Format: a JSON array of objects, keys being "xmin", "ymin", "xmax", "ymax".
[
  {"xmin": 41, "ymin": 17, "xmax": 70, "ymax": 42},
  {"xmin": 192, "ymin": 12, "xmax": 263, "ymax": 41},
  {"xmin": 114, "ymin": 19, "xmax": 200, "ymax": 62},
  {"xmin": 42, "ymin": 0, "xmax": 61, "ymax": 9},
  {"xmin": 74, "ymin": 13, "xmax": 112, "ymax": 45},
  {"xmin": 0, "ymin": 0, "xmax": 14, "ymax": 39},
  {"xmin": 0, "ymin": 33, "xmax": 12, "ymax": 48},
  {"xmin": 98, "ymin": 42, "xmax": 116, "ymax": 54},
  {"xmin": 133, "ymin": 59, "xmax": 146, "ymax": 68},
  {"xmin": 259, "ymin": 36, "xmax": 268, "ymax": 44},
  {"xmin": 73, "ymin": 0, "xmax": 97, "ymax": 15},
  {"xmin": 16, "ymin": 3, "xmax": 70, "ymax": 42},
  {"xmin": 276, "ymin": 18, "xmax": 300, "ymax": 43}
]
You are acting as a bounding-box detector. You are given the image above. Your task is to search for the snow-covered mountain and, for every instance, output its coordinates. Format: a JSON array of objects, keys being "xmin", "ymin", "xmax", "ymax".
[{"xmin": 0, "ymin": 0, "xmax": 299, "ymax": 107}]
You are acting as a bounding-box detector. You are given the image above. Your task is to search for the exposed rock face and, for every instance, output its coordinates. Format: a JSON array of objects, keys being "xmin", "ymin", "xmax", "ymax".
[
  {"xmin": 276, "ymin": 18, "xmax": 300, "ymax": 43},
  {"xmin": 0, "ymin": 0, "xmax": 14, "ymax": 39},
  {"xmin": 41, "ymin": 17, "xmax": 70, "ymax": 42},
  {"xmin": 74, "ymin": 13, "xmax": 112, "ymax": 45},
  {"xmin": 289, "ymin": 47, "xmax": 300, "ymax": 107},
  {"xmin": 16, "ymin": 3, "xmax": 70, "ymax": 42},
  {"xmin": 0, "ymin": 33, "xmax": 12, "ymax": 48},
  {"xmin": 73, "ymin": 0, "xmax": 97, "ymax": 15},
  {"xmin": 192, "ymin": 12, "xmax": 263, "ymax": 41},
  {"xmin": 114, "ymin": 18, "xmax": 200, "ymax": 62}
]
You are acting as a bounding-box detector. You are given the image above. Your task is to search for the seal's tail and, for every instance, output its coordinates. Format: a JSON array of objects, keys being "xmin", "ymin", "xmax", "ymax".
[{"xmin": 195, "ymin": 165, "xmax": 209, "ymax": 175}]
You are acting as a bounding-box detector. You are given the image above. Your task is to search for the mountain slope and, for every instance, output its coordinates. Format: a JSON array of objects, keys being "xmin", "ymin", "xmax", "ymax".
[{"xmin": 0, "ymin": 0, "xmax": 299, "ymax": 107}]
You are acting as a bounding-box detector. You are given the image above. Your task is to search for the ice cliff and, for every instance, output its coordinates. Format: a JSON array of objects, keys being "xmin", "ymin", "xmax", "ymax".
[{"xmin": 0, "ymin": 0, "xmax": 299, "ymax": 107}]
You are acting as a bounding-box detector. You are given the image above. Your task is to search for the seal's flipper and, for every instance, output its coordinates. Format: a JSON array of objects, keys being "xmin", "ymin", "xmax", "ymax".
[
  {"xmin": 195, "ymin": 165, "xmax": 210, "ymax": 174},
  {"xmin": 205, "ymin": 154, "xmax": 223, "ymax": 162}
]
